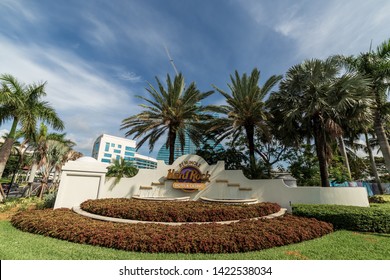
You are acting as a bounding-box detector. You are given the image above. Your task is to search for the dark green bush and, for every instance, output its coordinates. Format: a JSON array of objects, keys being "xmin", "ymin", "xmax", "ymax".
[
  {"xmin": 40, "ymin": 192, "xmax": 58, "ymax": 209},
  {"xmin": 80, "ymin": 199, "xmax": 281, "ymax": 222},
  {"xmin": 292, "ymin": 204, "xmax": 390, "ymax": 233},
  {"xmin": 11, "ymin": 209, "xmax": 333, "ymax": 254},
  {"xmin": 368, "ymin": 195, "xmax": 390, "ymax": 204}
]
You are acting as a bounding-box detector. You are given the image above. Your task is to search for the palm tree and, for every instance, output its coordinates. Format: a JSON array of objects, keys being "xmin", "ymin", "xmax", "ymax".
[
  {"xmin": 121, "ymin": 73, "xmax": 214, "ymax": 164},
  {"xmin": 344, "ymin": 39, "xmax": 390, "ymax": 172},
  {"xmin": 26, "ymin": 124, "xmax": 72, "ymax": 184},
  {"xmin": 0, "ymin": 74, "xmax": 64, "ymax": 181},
  {"xmin": 209, "ymin": 68, "xmax": 282, "ymax": 176},
  {"xmin": 364, "ymin": 131, "xmax": 383, "ymax": 193},
  {"xmin": 34, "ymin": 131, "xmax": 76, "ymax": 198},
  {"xmin": 267, "ymin": 57, "xmax": 372, "ymax": 187},
  {"xmin": 335, "ymin": 99, "xmax": 376, "ymax": 181},
  {"xmin": 106, "ymin": 157, "xmax": 138, "ymax": 185},
  {"xmin": 52, "ymin": 146, "xmax": 83, "ymax": 186}
]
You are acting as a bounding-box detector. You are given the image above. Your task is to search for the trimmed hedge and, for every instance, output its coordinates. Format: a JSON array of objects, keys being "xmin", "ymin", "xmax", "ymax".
[
  {"xmin": 292, "ymin": 204, "xmax": 390, "ymax": 233},
  {"xmin": 11, "ymin": 209, "xmax": 333, "ymax": 254},
  {"xmin": 369, "ymin": 195, "xmax": 390, "ymax": 204},
  {"xmin": 80, "ymin": 199, "xmax": 281, "ymax": 222}
]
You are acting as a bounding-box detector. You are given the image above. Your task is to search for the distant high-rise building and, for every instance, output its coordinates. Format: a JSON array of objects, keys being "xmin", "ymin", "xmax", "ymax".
[
  {"xmin": 156, "ymin": 110, "xmax": 224, "ymax": 164},
  {"xmin": 156, "ymin": 134, "xmax": 224, "ymax": 164},
  {"xmin": 92, "ymin": 134, "xmax": 157, "ymax": 169},
  {"xmin": 156, "ymin": 133, "xmax": 196, "ymax": 164}
]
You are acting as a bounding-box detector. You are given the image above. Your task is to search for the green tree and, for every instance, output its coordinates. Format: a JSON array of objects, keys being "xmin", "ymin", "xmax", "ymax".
[
  {"xmin": 195, "ymin": 142, "xmax": 247, "ymax": 170},
  {"xmin": 27, "ymin": 124, "xmax": 71, "ymax": 184},
  {"xmin": 209, "ymin": 68, "xmax": 282, "ymax": 178},
  {"xmin": 36, "ymin": 140, "xmax": 76, "ymax": 198},
  {"xmin": 106, "ymin": 157, "xmax": 138, "ymax": 185},
  {"xmin": 285, "ymin": 144, "xmax": 321, "ymax": 186},
  {"xmin": 345, "ymin": 39, "xmax": 390, "ymax": 173},
  {"xmin": 267, "ymin": 57, "xmax": 371, "ymax": 187},
  {"xmin": 0, "ymin": 74, "xmax": 64, "ymax": 181},
  {"xmin": 121, "ymin": 73, "xmax": 214, "ymax": 164},
  {"xmin": 25, "ymin": 124, "xmax": 76, "ymax": 197}
]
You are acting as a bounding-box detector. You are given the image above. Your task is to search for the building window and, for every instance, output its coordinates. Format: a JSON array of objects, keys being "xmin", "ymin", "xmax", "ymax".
[
  {"xmin": 111, "ymin": 143, "xmax": 115, "ymax": 147},
  {"xmin": 118, "ymin": 144, "xmax": 122, "ymax": 149},
  {"xmin": 103, "ymin": 153, "xmax": 112, "ymax": 158},
  {"xmin": 116, "ymin": 155, "xmax": 121, "ymax": 160},
  {"xmin": 105, "ymin": 142, "xmax": 110, "ymax": 152},
  {"xmin": 125, "ymin": 151, "xmax": 134, "ymax": 156},
  {"xmin": 101, "ymin": 158, "xmax": 111, "ymax": 163},
  {"xmin": 125, "ymin": 146, "xmax": 135, "ymax": 151},
  {"xmin": 113, "ymin": 149, "xmax": 121, "ymax": 154}
]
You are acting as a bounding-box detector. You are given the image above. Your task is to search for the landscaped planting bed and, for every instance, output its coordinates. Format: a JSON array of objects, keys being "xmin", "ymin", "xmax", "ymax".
[
  {"xmin": 10, "ymin": 208, "xmax": 333, "ymax": 253},
  {"xmin": 80, "ymin": 198, "xmax": 281, "ymax": 222}
]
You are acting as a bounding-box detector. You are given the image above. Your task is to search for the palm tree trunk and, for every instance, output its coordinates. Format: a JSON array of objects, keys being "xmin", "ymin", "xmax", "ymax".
[
  {"xmin": 337, "ymin": 136, "xmax": 352, "ymax": 180},
  {"xmin": 245, "ymin": 125, "xmax": 256, "ymax": 169},
  {"xmin": 365, "ymin": 132, "xmax": 383, "ymax": 194},
  {"xmin": 314, "ymin": 118, "xmax": 330, "ymax": 187},
  {"xmin": 0, "ymin": 118, "xmax": 18, "ymax": 179},
  {"xmin": 0, "ymin": 186, "xmax": 5, "ymax": 202},
  {"xmin": 374, "ymin": 110, "xmax": 390, "ymax": 173},
  {"xmin": 168, "ymin": 128, "xmax": 176, "ymax": 165},
  {"xmin": 28, "ymin": 161, "xmax": 38, "ymax": 185}
]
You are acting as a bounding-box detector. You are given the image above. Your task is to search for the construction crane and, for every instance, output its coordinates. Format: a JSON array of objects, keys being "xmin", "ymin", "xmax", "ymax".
[{"xmin": 164, "ymin": 44, "xmax": 179, "ymax": 76}]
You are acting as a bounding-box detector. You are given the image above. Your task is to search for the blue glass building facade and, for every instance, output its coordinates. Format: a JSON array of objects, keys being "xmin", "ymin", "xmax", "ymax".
[{"xmin": 92, "ymin": 134, "xmax": 157, "ymax": 169}]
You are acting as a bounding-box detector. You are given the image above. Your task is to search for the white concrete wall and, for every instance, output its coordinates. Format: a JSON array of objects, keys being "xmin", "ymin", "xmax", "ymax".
[
  {"xmin": 54, "ymin": 154, "xmax": 369, "ymax": 211},
  {"xmin": 54, "ymin": 157, "xmax": 107, "ymax": 209}
]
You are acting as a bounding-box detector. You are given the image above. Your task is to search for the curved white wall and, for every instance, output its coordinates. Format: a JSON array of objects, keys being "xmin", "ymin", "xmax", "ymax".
[{"xmin": 55, "ymin": 155, "xmax": 369, "ymax": 211}]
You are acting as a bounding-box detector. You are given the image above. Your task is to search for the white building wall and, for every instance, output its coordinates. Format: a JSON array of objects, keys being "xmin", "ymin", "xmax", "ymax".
[
  {"xmin": 92, "ymin": 134, "xmax": 137, "ymax": 163},
  {"xmin": 92, "ymin": 134, "xmax": 157, "ymax": 169}
]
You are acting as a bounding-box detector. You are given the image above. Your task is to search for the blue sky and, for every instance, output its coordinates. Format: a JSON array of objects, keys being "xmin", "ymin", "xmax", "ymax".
[{"xmin": 0, "ymin": 0, "xmax": 389, "ymax": 158}]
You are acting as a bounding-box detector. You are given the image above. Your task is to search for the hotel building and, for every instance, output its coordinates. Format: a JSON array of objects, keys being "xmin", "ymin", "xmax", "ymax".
[{"xmin": 92, "ymin": 134, "xmax": 157, "ymax": 169}]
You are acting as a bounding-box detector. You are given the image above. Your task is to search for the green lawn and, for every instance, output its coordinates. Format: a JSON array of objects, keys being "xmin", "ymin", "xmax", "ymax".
[{"xmin": 1, "ymin": 221, "xmax": 389, "ymax": 260}]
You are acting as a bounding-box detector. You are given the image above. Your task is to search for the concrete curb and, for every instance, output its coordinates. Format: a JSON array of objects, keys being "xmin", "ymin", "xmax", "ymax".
[{"xmin": 72, "ymin": 206, "xmax": 287, "ymax": 226}]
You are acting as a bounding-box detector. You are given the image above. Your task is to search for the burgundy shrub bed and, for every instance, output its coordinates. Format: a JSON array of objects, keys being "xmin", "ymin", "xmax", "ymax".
[
  {"xmin": 79, "ymin": 198, "xmax": 281, "ymax": 222},
  {"xmin": 11, "ymin": 209, "xmax": 333, "ymax": 253}
]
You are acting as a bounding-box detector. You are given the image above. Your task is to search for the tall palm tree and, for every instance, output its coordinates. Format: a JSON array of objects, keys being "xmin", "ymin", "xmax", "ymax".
[
  {"xmin": 344, "ymin": 38, "xmax": 390, "ymax": 172},
  {"xmin": 335, "ymin": 98, "xmax": 376, "ymax": 181},
  {"xmin": 364, "ymin": 131, "xmax": 383, "ymax": 193},
  {"xmin": 267, "ymin": 57, "xmax": 372, "ymax": 187},
  {"xmin": 209, "ymin": 68, "xmax": 282, "ymax": 175},
  {"xmin": 0, "ymin": 74, "xmax": 64, "ymax": 180},
  {"xmin": 121, "ymin": 73, "xmax": 214, "ymax": 164}
]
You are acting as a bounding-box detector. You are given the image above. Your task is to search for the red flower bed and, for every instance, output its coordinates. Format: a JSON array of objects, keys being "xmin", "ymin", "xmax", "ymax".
[
  {"xmin": 80, "ymin": 198, "xmax": 281, "ymax": 222},
  {"xmin": 11, "ymin": 209, "xmax": 333, "ymax": 253}
]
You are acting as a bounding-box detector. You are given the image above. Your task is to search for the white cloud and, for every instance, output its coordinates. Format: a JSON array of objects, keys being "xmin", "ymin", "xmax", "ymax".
[
  {"xmin": 83, "ymin": 13, "xmax": 117, "ymax": 48},
  {"xmin": 118, "ymin": 72, "xmax": 142, "ymax": 82},
  {"xmin": 0, "ymin": 35, "xmax": 140, "ymax": 155},
  {"xmin": 0, "ymin": 0, "xmax": 40, "ymax": 25},
  {"xmin": 241, "ymin": 0, "xmax": 390, "ymax": 60}
]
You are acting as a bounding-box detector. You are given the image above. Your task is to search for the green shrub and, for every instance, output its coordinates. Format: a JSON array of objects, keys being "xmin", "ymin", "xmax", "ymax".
[
  {"xmin": 11, "ymin": 209, "xmax": 333, "ymax": 254},
  {"xmin": 80, "ymin": 199, "xmax": 281, "ymax": 222},
  {"xmin": 39, "ymin": 192, "xmax": 57, "ymax": 209},
  {"xmin": 0, "ymin": 197, "xmax": 41, "ymax": 212},
  {"xmin": 292, "ymin": 204, "xmax": 390, "ymax": 233},
  {"xmin": 369, "ymin": 195, "xmax": 390, "ymax": 204}
]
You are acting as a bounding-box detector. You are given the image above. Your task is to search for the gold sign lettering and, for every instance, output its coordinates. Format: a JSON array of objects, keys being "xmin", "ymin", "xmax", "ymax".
[{"xmin": 166, "ymin": 161, "xmax": 211, "ymax": 192}]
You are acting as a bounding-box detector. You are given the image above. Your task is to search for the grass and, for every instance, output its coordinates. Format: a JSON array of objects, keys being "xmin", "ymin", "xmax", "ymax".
[
  {"xmin": 1, "ymin": 197, "xmax": 389, "ymax": 260},
  {"xmin": 1, "ymin": 220, "xmax": 389, "ymax": 260}
]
